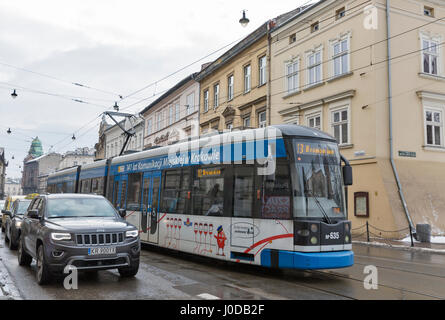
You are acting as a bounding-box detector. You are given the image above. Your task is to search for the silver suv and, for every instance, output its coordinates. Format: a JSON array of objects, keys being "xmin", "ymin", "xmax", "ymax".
[{"xmin": 18, "ymin": 194, "xmax": 140, "ymax": 285}]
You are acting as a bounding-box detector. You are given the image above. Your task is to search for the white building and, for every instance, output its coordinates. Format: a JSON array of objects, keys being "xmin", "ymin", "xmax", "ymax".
[
  {"xmin": 104, "ymin": 117, "xmax": 145, "ymax": 158},
  {"xmin": 58, "ymin": 147, "xmax": 95, "ymax": 170},
  {"xmin": 4, "ymin": 178, "xmax": 22, "ymax": 196}
]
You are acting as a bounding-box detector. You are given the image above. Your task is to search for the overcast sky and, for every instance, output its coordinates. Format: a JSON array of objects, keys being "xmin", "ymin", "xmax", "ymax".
[{"xmin": 0, "ymin": 0, "xmax": 317, "ymax": 178}]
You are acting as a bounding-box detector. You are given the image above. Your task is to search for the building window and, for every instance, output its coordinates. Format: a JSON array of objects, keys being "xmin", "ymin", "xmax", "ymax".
[
  {"xmin": 425, "ymin": 108, "xmax": 443, "ymax": 146},
  {"xmin": 286, "ymin": 60, "xmax": 299, "ymax": 94},
  {"xmin": 214, "ymin": 84, "xmax": 220, "ymax": 108},
  {"xmin": 186, "ymin": 93, "xmax": 195, "ymax": 115},
  {"xmin": 332, "ymin": 37, "xmax": 349, "ymax": 77},
  {"xmin": 259, "ymin": 56, "xmax": 267, "ymax": 86},
  {"xmin": 175, "ymin": 102, "xmax": 180, "ymax": 121},
  {"xmin": 243, "ymin": 116, "xmax": 251, "ymax": 128},
  {"xmin": 226, "ymin": 123, "xmax": 233, "ymax": 131},
  {"xmin": 258, "ymin": 111, "xmax": 267, "ymax": 128},
  {"xmin": 424, "ymin": 6, "xmax": 434, "ymax": 17},
  {"xmin": 336, "ymin": 7, "xmax": 346, "ymax": 20},
  {"xmin": 311, "ymin": 21, "xmax": 319, "ymax": 33},
  {"xmin": 244, "ymin": 64, "xmax": 251, "ymax": 93},
  {"xmin": 332, "ymin": 108, "xmax": 349, "ymax": 145},
  {"xmin": 227, "ymin": 75, "xmax": 234, "ymax": 101},
  {"xmin": 307, "ymin": 114, "xmax": 321, "ymax": 130},
  {"xmin": 169, "ymin": 105, "xmax": 174, "ymax": 125},
  {"xmin": 307, "ymin": 49, "xmax": 322, "ymax": 86},
  {"xmin": 289, "ymin": 33, "xmax": 296, "ymax": 44},
  {"xmin": 204, "ymin": 90, "xmax": 209, "ymax": 112},
  {"xmin": 354, "ymin": 192, "xmax": 369, "ymax": 217},
  {"xmin": 147, "ymin": 118, "xmax": 152, "ymax": 135},
  {"xmin": 156, "ymin": 112, "xmax": 163, "ymax": 131},
  {"xmin": 422, "ymin": 37, "xmax": 440, "ymax": 75}
]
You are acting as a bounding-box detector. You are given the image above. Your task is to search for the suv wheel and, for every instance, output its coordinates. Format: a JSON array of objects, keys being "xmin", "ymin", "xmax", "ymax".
[
  {"xmin": 118, "ymin": 260, "xmax": 139, "ymax": 278},
  {"xmin": 8, "ymin": 230, "xmax": 17, "ymax": 250},
  {"xmin": 17, "ymin": 238, "xmax": 32, "ymax": 266},
  {"xmin": 36, "ymin": 245, "xmax": 52, "ymax": 285}
]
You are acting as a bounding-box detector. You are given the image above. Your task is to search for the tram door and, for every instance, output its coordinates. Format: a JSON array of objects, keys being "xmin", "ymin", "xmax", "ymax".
[{"xmin": 141, "ymin": 171, "xmax": 162, "ymax": 244}]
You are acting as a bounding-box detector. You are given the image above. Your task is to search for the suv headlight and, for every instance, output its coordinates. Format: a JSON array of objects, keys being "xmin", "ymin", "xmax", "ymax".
[
  {"xmin": 51, "ymin": 232, "xmax": 72, "ymax": 241},
  {"xmin": 126, "ymin": 230, "xmax": 139, "ymax": 238},
  {"xmin": 15, "ymin": 221, "xmax": 22, "ymax": 228}
]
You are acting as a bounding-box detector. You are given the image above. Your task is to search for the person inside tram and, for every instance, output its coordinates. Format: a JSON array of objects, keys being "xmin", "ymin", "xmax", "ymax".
[{"xmin": 205, "ymin": 183, "xmax": 223, "ymax": 216}]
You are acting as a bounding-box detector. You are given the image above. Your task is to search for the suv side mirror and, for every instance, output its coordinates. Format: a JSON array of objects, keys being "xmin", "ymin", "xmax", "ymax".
[
  {"xmin": 28, "ymin": 209, "xmax": 40, "ymax": 219},
  {"xmin": 118, "ymin": 209, "xmax": 127, "ymax": 218},
  {"xmin": 343, "ymin": 165, "xmax": 353, "ymax": 186}
]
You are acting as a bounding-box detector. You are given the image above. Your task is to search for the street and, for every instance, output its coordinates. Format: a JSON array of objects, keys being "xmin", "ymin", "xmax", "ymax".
[{"xmin": 1, "ymin": 230, "xmax": 445, "ymax": 300}]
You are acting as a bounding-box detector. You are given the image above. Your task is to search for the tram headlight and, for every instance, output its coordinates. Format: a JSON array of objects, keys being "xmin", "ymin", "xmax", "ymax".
[
  {"xmin": 345, "ymin": 235, "xmax": 350, "ymax": 243},
  {"xmin": 310, "ymin": 237, "xmax": 318, "ymax": 245},
  {"xmin": 297, "ymin": 229, "xmax": 310, "ymax": 237},
  {"xmin": 310, "ymin": 224, "xmax": 318, "ymax": 233}
]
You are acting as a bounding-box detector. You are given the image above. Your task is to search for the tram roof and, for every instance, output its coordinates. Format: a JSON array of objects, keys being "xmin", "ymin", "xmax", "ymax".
[
  {"xmin": 110, "ymin": 125, "xmax": 336, "ymax": 166},
  {"xmin": 49, "ymin": 166, "xmax": 78, "ymax": 178}
]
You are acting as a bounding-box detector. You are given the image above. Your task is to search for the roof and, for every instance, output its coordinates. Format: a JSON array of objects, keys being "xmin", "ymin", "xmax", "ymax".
[
  {"xmin": 139, "ymin": 72, "xmax": 198, "ymax": 116},
  {"xmin": 44, "ymin": 193, "xmax": 104, "ymax": 199},
  {"xmin": 195, "ymin": 5, "xmax": 314, "ymax": 82},
  {"xmin": 271, "ymin": 124, "xmax": 335, "ymax": 141}
]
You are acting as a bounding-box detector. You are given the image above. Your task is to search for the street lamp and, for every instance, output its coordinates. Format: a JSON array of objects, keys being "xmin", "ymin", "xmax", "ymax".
[
  {"xmin": 72, "ymin": 134, "xmax": 76, "ymax": 140},
  {"xmin": 11, "ymin": 89, "xmax": 17, "ymax": 99},
  {"xmin": 239, "ymin": 10, "xmax": 250, "ymax": 27},
  {"xmin": 113, "ymin": 101, "xmax": 120, "ymax": 112},
  {"xmin": 7, "ymin": 128, "xmax": 11, "ymax": 134}
]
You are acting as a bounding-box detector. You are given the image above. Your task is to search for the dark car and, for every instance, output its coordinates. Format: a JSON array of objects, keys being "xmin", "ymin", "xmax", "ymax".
[
  {"xmin": 4, "ymin": 198, "xmax": 32, "ymax": 250},
  {"xmin": 18, "ymin": 194, "xmax": 140, "ymax": 285}
]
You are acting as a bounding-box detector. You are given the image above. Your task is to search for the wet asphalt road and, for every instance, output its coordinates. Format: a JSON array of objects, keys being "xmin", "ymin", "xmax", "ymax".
[{"xmin": 1, "ymin": 230, "xmax": 445, "ymax": 300}]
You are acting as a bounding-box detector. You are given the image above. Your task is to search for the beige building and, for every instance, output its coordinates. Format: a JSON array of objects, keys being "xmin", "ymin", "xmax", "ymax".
[
  {"xmin": 196, "ymin": 8, "xmax": 306, "ymax": 134},
  {"xmin": 141, "ymin": 73, "xmax": 199, "ymax": 148},
  {"xmin": 269, "ymin": 0, "xmax": 445, "ymax": 235}
]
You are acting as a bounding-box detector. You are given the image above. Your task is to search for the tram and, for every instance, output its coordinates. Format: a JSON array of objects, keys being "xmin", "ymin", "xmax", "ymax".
[{"xmin": 47, "ymin": 125, "xmax": 354, "ymax": 270}]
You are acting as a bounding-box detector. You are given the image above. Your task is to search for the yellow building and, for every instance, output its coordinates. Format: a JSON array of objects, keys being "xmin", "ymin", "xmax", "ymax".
[
  {"xmin": 270, "ymin": 0, "xmax": 445, "ymax": 235},
  {"xmin": 196, "ymin": 7, "xmax": 306, "ymax": 133}
]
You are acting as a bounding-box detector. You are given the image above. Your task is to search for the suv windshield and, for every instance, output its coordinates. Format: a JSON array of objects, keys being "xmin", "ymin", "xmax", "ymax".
[
  {"xmin": 47, "ymin": 198, "xmax": 117, "ymax": 219},
  {"xmin": 292, "ymin": 139, "xmax": 345, "ymax": 220},
  {"xmin": 16, "ymin": 200, "xmax": 31, "ymax": 215}
]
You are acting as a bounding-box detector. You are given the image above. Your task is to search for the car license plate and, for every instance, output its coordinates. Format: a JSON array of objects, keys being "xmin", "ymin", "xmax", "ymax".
[{"xmin": 88, "ymin": 247, "xmax": 116, "ymax": 256}]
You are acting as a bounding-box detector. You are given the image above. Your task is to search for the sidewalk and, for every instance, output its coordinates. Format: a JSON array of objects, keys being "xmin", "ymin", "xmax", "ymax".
[
  {"xmin": 0, "ymin": 243, "xmax": 22, "ymax": 300},
  {"xmin": 353, "ymin": 238, "xmax": 445, "ymax": 255}
]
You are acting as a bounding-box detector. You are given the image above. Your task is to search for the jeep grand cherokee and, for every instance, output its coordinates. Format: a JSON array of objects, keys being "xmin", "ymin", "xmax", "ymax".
[{"xmin": 18, "ymin": 194, "xmax": 140, "ymax": 285}]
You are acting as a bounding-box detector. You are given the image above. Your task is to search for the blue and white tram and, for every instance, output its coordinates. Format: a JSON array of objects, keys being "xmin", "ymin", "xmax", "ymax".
[{"xmin": 47, "ymin": 125, "xmax": 354, "ymax": 270}]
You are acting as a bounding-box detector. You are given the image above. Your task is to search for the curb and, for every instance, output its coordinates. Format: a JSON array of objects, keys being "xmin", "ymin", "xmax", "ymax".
[
  {"xmin": 0, "ymin": 257, "xmax": 22, "ymax": 300},
  {"xmin": 353, "ymin": 240, "xmax": 445, "ymax": 255}
]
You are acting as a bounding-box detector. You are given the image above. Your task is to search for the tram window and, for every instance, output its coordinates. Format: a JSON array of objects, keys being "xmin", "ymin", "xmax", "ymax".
[
  {"xmin": 107, "ymin": 176, "xmax": 114, "ymax": 202},
  {"xmin": 233, "ymin": 165, "xmax": 254, "ymax": 217},
  {"xmin": 91, "ymin": 177, "xmax": 104, "ymax": 195},
  {"xmin": 193, "ymin": 167, "xmax": 224, "ymax": 216},
  {"xmin": 120, "ymin": 180, "xmax": 127, "ymax": 209},
  {"xmin": 61, "ymin": 182, "xmax": 68, "ymax": 193},
  {"xmin": 80, "ymin": 179, "xmax": 91, "ymax": 193},
  {"xmin": 127, "ymin": 173, "xmax": 142, "ymax": 211},
  {"xmin": 161, "ymin": 170, "xmax": 181, "ymax": 213},
  {"xmin": 260, "ymin": 160, "xmax": 291, "ymax": 219},
  {"xmin": 113, "ymin": 180, "xmax": 119, "ymax": 207}
]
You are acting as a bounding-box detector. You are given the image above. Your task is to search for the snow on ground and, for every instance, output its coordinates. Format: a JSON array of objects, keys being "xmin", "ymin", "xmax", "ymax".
[{"xmin": 400, "ymin": 236, "xmax": 445, "ymax": 244}]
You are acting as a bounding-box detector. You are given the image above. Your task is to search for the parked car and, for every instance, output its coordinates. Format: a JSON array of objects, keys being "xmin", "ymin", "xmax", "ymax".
[
  {"xmin": 18, "ymin": 194, "xmax": 140, "ymax": 285},
  {"xmin": 0, "ymin": 200, "xmax": 5, "ymax": 230},
  {"xmin": 2, "ymin": 194, "xmax": 38, "ymax": 232},
  {"xmin": 4, "ymin": 198, "xmax": 32, "ymax": 250}
]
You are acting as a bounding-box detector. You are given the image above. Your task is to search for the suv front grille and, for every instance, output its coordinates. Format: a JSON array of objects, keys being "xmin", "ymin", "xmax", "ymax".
[{"xmin": 76, "ymin": 233, "xmax": 125, "ymax": 246}]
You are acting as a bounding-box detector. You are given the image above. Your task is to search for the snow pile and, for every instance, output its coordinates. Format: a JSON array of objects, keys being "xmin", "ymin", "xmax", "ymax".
[{"xmin": 400, "ymin": 236, "xmax": 445, "ymax": 244}]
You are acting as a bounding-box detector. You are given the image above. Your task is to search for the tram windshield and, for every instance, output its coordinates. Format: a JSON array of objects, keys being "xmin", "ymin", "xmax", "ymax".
[{"xmin": 292, "ymin": 139, "xmax": 345, "ymax": 220}]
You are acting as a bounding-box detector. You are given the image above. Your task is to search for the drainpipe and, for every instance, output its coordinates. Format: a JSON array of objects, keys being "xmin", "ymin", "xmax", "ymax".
[
  {"xmin": 267, "ymin": 22, "xmax": 272, "ymax": 126},
  {"xmin": 386, "ymin": 0, "xmax": 415, "ymax": 233}
]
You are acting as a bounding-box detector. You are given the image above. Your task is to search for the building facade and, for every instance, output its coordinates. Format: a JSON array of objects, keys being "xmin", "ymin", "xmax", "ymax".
[
  {"xmin": 141, "ymin": 73, "xmax": 200, "ymax": 148},
  {"xmin": 196, "ymin": 8, "xmax": 306, "ymax": 134},
  {"xmin": 95, "ymin": 116, "xmax": 111, "ymax": 160},
  {"xmin": 269, "ymin": 0, "xmax": 445, "ymax": 234},
  {"xmin": 0, "ymin": 148, "xmax": 6, "ymax": 199},
  {"xmin": 4, "ymin": 178, "xmax": 22, "ymax": 197},
  {"xmin": 58, "ymin": 147, "xmax": 95, "ymax": 170}
]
